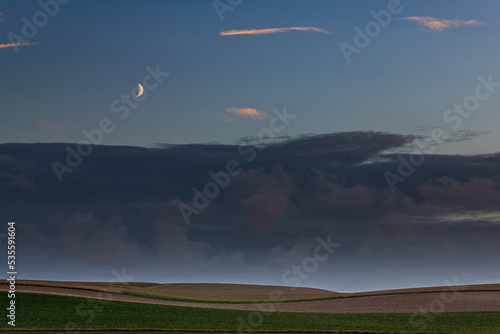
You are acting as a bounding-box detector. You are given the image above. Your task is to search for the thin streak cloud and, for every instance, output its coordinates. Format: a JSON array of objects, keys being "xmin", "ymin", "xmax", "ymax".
[
  {"xmin": 0, "ymin": 42, "xmax": 38, "ymax": 49},
  {"xmin": 225, "ymin": 107, "xmax": 270, "ymax": 120},
  {"xmin": 38, "ymin": 119, "xmax": 75, "ymax": 132},
  {"xmin": 399, "ymin": 16, "xmax": 485, "ymax": 32},
  {"xmin": 220, "ymin": 26, "xmax": 332, "ymax": 36}
]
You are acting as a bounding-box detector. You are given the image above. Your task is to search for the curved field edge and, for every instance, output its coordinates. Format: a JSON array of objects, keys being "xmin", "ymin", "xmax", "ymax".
[
  {"xmin": 4, "ymin": 281, "xmax": 500, "ymax": 304},
  {"xmin": 122, "ymin": 291, "xmax": 343, "ymax": 304},
  {"xmin": 0, "ymin": 281, "xmax": 341, "ymax": 303},
  {"xmin": 1, "ymin": 292, "xmax": 500, "ymax": 334}
]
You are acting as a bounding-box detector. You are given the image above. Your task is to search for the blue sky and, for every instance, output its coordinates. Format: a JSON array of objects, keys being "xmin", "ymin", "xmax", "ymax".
[
  {"xmin": 1, "ymin": 1, "xmax": 500, "ymax": 291},
  {"xmin": 2, "ymin": 0, "xmax": 499, "ymax": 153}
]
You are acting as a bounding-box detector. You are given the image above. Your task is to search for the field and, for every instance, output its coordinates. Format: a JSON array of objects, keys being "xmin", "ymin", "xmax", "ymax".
[
  {"xmin": 2, "ymin": 292, "xmax": 500, "ymax": 333},
  {"xmin": 1, "ymin": 281, "xmax": 500, "ymax": 333},
  {"xmin": 3, "ymin": 280, "xmax": 341, "ymax": 302}
]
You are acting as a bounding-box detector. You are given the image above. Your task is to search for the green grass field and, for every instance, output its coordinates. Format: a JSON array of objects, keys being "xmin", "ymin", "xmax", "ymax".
[{"xmin": 2, "ymin": 292, "xmax": 499, "ymax": 333}]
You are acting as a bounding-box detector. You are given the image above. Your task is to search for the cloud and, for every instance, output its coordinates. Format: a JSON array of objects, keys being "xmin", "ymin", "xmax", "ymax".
[
  {"xmin": 2, "ymin": 132, "xmax": 500, "ymax": 289},
  {"xmin": 237, "ymin": 167, "xmax": 294, "ymax": 231},
  {"xmin": 420, "ymin": 176, "xmax": 500, "ymax": 211},
  {"xmin": 399, "ymin": 16, "xmax": 485, "ymax": 32},
  {"xmin": 297, "ymin": 170, "xmax": 376, "ymax": 215},
  {"xmin": 0, "ymin": 173, "xmax": 37, "ymax": 193},
  {"xmin": 443, "ymin": 130, "xmax": 489, "ymax": 144},
  {"xmin": 225, "ymin": 107, "xmax": 270, "ymax": 120},
  {"xmin": 0, "ymin": 42, "xmax": 38, "ymax": 49},
  {"xmin": 435, "ymin": 211, "xmax": 500, "ymax": 223},
  {"xmin": 219, "ymin": 26, "xmax": 332, "ymax": 36},
  {"xmin": 38, "ymin": 119, "xmax": 75, "ymax": 132},
  {"xmin": 0, "ymin": 131, "xmax": 478, "ymax": 204}
]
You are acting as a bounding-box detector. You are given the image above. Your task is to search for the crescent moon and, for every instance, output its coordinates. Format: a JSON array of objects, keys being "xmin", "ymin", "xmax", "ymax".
[{"xmin": 137, "ymin": 84, "xmax": 144, "ymax": 97}]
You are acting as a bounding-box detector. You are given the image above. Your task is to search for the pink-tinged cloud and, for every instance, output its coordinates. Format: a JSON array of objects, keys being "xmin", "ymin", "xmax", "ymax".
[
  {"xmin": 399, "ymin": 16, "xmax": 485, "ymax": 32},
  {"xmin": 0, "ymin": 42, "xmax": 38, "ymax": 49},
  {"xmin": 220, "ymin": 26, "xmax": 332, "ymax": 36},
  {"xmin": 225, "ymin": 107, "xmax": 270, "ymax": 120}
]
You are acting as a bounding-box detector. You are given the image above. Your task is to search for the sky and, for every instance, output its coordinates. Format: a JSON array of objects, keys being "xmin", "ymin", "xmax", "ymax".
[{"xmin": 1, "ymin": 0, "xmax": 500, "ymax": 292}]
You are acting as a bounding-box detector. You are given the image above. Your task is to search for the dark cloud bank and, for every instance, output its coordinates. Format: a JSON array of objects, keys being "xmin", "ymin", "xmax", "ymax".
[{"xmin": 1, "ymin": 131, "xmax": 499, "ymax": 291}]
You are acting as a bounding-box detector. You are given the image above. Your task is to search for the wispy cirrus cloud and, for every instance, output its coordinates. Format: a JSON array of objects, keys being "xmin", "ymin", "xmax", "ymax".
[
  {"xmin": 399, "ymin": 16, "xmax": 485, "ymax": 32},
  {"xmin": 0, "ymin": 42, "xmax": 38, "ymax": 49},
  {"xmin": 0, "ymin": 12, "xmax": 39, "ymax": 49},
  {"xmin": 435, "ymin": 212, "xmax": 500, "ymax": 223},
  {"xmin": 220, "ymin": 26, "xmax": 332, "ymax": 36},
  {"xmin": 225, "ymin": 107, "xmax": 270, "ymax": 120},
  {"xmin": 38, "ymin": 119, "xmax": 75, "ymax": 132}
]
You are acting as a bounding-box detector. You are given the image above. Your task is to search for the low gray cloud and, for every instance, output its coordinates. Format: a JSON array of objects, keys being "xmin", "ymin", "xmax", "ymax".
[{"xmin": 1, "ymin": 131, "xmax": 499, "ymax": 290}]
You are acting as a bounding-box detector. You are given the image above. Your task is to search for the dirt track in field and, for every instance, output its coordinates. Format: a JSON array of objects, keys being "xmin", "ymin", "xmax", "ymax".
[{"xmin": 2, "ymin": 283, "xmax": 500, "ymax": 313}]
